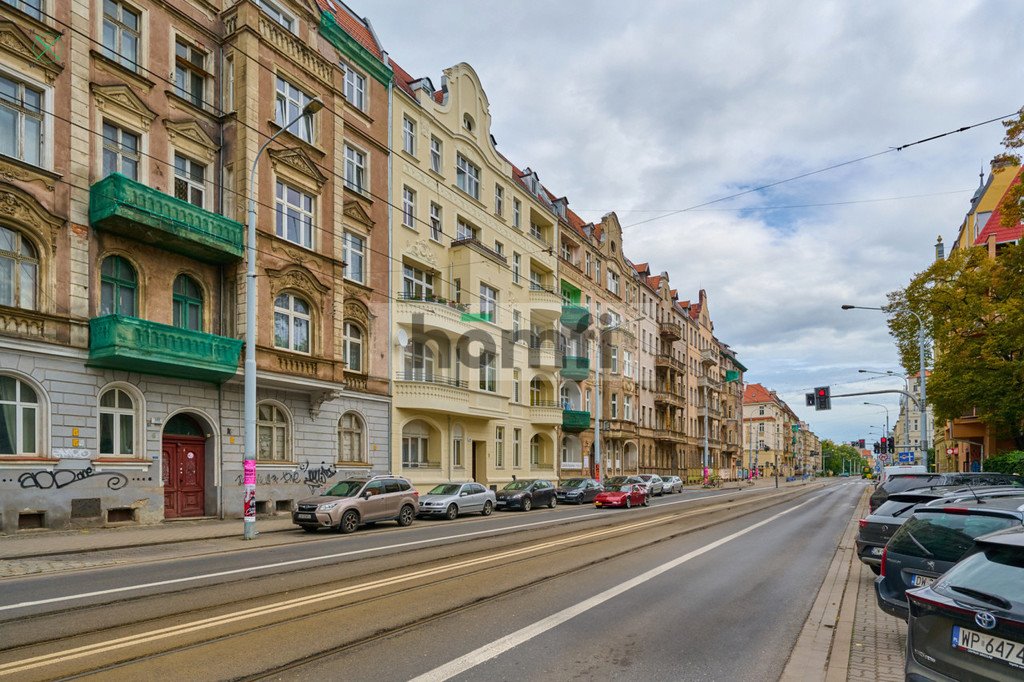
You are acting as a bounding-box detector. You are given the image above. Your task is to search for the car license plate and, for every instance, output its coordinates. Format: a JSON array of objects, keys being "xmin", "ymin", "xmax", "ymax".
[
  {"xmin": 910, "ymin": 574, "xmax": 935, "ymax": 587},
  {"xmin": 297, "ymin": 513, "xmax": 312, "ymax": 520},
  {"xmin": 595, "ymin": 502, "xmax": 602, "ymax": 507},
  {"xmin": 870, "ymin": 547, "xmax": 884, "ymax": 556},
  {"xmin": 952, "ymin": 625, "xmax": 1024, "ymax": 670}
]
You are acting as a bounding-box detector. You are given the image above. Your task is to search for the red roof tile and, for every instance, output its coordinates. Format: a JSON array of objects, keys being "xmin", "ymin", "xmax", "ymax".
[
  {"xmin": 315, "ymin": 1, "xmax": 383, "ymax": 60},
  {"xmin": 648, "ymin": 275, "xmax": 662, "ymax": 289},
  {"xmin": 743, "ymin": 383, "xmax": 775, "ymax": 405},
  {"xmin": 974, "ymin": 167, "xmax": 1024, "ymax": 246},
  {"xmin": 632, "ymin": 262, "xmax": 649, "ymax": 273},
  {"xmin": 389, "ymin": 59, "xmax": 417, "ymax": 98}
]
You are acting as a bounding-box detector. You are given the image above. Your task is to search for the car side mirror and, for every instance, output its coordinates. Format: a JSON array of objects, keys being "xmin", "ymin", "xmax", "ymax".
[
  {"xmin": 362, "ymin": 491, "xmax": 372, "ymax": 499},
  {"xmin": 460, "ymin": 491, "xmax": 469, "ymax": 497}
]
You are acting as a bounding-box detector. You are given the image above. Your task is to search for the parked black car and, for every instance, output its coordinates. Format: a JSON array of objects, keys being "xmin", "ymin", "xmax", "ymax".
[
  {"xmin": 906, "ymin": 525, "xmax": 1024, "ymax": 681},
  {"xmin": 495, "ymin": 479, "xmax": 556, "ymax": 511},
  {"xmin": 555, "ymin": 478, "xmax": 603, "ymax": 504},
  {"xmin": 875, "ymin": 497, "xmax": 1024, "ymax": 620},
  {"xmin": 869, "ymin": 472, "xmax": 1022, "ymax": 513}
]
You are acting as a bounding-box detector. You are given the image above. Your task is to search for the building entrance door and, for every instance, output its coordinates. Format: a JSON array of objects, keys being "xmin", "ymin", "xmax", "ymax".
[{"xmin": 162, "ymin": 435, "xmax": 206, "ymax": 518}]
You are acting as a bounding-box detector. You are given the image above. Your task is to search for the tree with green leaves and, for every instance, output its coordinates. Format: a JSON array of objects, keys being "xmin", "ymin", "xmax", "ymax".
[
  {"xmin": 820, "ymin": 439, "xmax": 866, "ymax": 475},
  {"xmin": 996, "ymin": 108, "xmax": 1024, "ymax": 227},
  {"xmin": 886, "ymin": 242, "xmax": 1024, "ymax": 448}
]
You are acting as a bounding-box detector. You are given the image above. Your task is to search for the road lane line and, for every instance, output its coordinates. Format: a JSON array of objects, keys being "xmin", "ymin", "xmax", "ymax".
[
  {"xmin": 0, "ymin": 490, "xmax": 750, "ymax": 612},
  {"xmin": 411, "ymin": 493, "xmax": 830, "ymax": 682}
]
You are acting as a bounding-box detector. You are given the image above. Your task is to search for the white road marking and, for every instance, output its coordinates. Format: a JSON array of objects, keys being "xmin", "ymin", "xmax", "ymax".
[
  {"xmin": 411, "ymin": 493, "xmax": 827, "ymax": 682},
  {"xmin": 0, "ymin": 489, "xmax": 752, "ymax": 612}
]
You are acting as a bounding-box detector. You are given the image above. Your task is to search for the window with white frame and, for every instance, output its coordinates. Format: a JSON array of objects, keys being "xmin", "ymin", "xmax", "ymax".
[
  {"xmin": 402, "ymin": 264, "xmax": 433, "ymax": 299},
  {"xmin": 479, "ymin": 283, "xmax": 497, "ymax": 322},
  {"xmin": 495, "ymin": 426, "xmax": 504, "ymax": 468},
  {"xmin": 273, "ymin": 293, "xmax": 310, "ymax": 353},
  {"xmin": 560, "ymin": 240, "xmax": 572, "ymax": 263},
  {"xmin": 456, "ymin": 218, "xmax": 477, "ymax": 242},
  {"xmin": 256, "ymin": 0, "xmax": 293, "ymax": 31},
  {"xmin": 275, "ymin": 76, "xmax": 314, "ymax": 143},
  {"xmin": 513, "ymin": 368, "xmax": 521, "ymax": 403},
  {"xmin": 338, "ymin": 412, "xmax": 364, "ymax": 462},
  {"xmin": 0, "ymin": 375, "xmax": 37, "ymax": 455},
  {"xmin": 0, "ymin": 74, "xmax": 43, "ymax": 167},
  {"xmin": 102, "ymin": 0, "xmax": 140, "ymax": 71},
  {"xmin": 585, "ymin": 252, "xmax": 591, "ymax": 276},
  {"xmin": 494, "ymin": 241, "xmax": 504, "ymax": 258},
  {"xmin": 0, "ymin": 226, "xmax": 37, "ymax": 310},
  {"xmin": 429, "ymin": 202, "xmax": 442, "ymax": 241},
  {"xmin": 512, "ymin": 198, "xmax": 521, "ymax": 228},
  {"xmin": 610, "ymin": 346, "xmax": 619, "ymax": 373},
  {"xmin": 343, "ymin": 321, "xmax": 363, "ymax": 373},
  {"xmin": 429, "ymin": 136, "xmax": 442, "ymax": 173},
  {"xmin": 479, "ymin": 351, "xmax": 497, "ymax": 392},
  {"xmin": 494, "ymin": 184, "xmax": 504, "ymax": 216},
  {"xmin": 402, "ymin": 422, "xmax": 430, "ymax": 467},
  {"xmin": 529, "ymin": 268, "xmax": 545, "ymax": 291},
  {"xmin": 98, "ymin": 387, "xmax": 135, "ymax": 457},
  {"xmin": 101, "ymin": 121, "xmax": 140, "ymax": 180},
  {"xmin": 452, "ymin": 425, "xmax": 464, "ymax": 467},
  {"xmin": 513, "ymin": 428, "xmax": 522, "ymax": 467},
  {"xmin": 453, "ymin": 278, "xmax": 461, "ymax": 305},
  {"xmin": 174, "ymin": 37, "xmax": 208, "ymax": 108},
  {"xmin": 607, "ymin": 270, "xmax": 620, "ymax": 295},
  {"xmin": 343, "ymin": 144, "xmax": 367, "ymax": 193},
  {"xmin": 624, "ymin": 395, "xmax": 633, "ymax": 421},
  {"xmin": 530, "ymin": 221, "xmax": 544, "ymax": 241},
  {"xmin": 402, "ymin": 186, "xmax": 416, "ymax": 228},
  {"xmin": 275, "ymin": 181, "xmax": 314, "ymax": 248},
  {"xmin": 610, "ymin": 394, "xmax": 618, "ymax": 419},
  {"xmin": 4, "ymin": 0, "xmax": 42, "ymax": 20},
  {"xmin": 530, "ymin": 434, "xmax": 541, "ymax": 466},
  {"xmin": 342, "ymin": 231, "xmax": 366, "ymax": 283},
  {"xmin": 623, "ymin": 350, "xmax": 633, "ymax": 377},
  {"xmin": 173, "ymin": 153, "xmax": 205, "ymax": 207},
  {"xmin": 342, "ymin": 64, "xmax": 366, "ymax": 110},
  {"xmin": 512, "ymin": 252, "xmax": 521, "ymax": 284},
  {"xmin": 456, "ymin": 153, "xmax": 479, "ymax": 199},
  {"xmin": 585, "ymin": 389, "xmax": 591, "ymax": 412},
  {"xmin": 512, "ymin": 309, "xmax": 521, "ymax": 340},
  {"xmin": 402, "ymin": 116, "xmax": 416, "ymax": 155},
  {"xmin": 257, "ymin": 402, "xmax": 290, "ymax": 461},
  {"xmin": 403, "ymin": 341, "xmax": 434, "ymax": 381},
  {"xmin": 529, "ymin": 378, "xmax": 543, "ymax": 406}
]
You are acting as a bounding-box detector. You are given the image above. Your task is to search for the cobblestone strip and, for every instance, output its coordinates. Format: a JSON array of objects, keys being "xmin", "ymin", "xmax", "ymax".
[{"xmin": 846, "ymin": 569, "xmax": 906, "ymax": 681}]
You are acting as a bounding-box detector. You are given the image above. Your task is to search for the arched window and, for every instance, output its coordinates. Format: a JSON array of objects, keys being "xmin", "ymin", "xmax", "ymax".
[
  {"xmin": 343, "ymin": 322, "xmax": 363, "ymax": 373},
  {"xmin": 172, "ymin": 274, "xmax": 203, "ymax": 331},
  {"xmin": 257, "ymin": 402, "xmax": 290, "ymax": 461},
  {"xmin": 0, "ymin": 375, "xmax": 37, "ymax": 455},
  {"xmin": 530, "ymin": 434, "xmax": 542, "ymax": 466},
  {"xmin": 99, "ymin": 387, "xmax": 136, "ymax": 457},
  {"xmin": 402, "ymin": 420, "xmax": 430, "ymax": 467},
  {"xmin": 529, "ymin": 378, "xmax": 545, "ymax": 406},
  {"xmin": 338, "ymin": 412, "xmax": 364, "ymax": 463},
  {"xmin": 100, "ymin": 255, "xmax": 137, "ymax": 316},
  {"xmin": 0, "ymin": 226, "xmax": 38, "ymax": 310},
  {"xmin": 452, "ymin": 424, "xmax": 464, "ymax": 468},
  {"xmin": 273, "ymin": 293, "xmax": 310, "ymax": 353}
]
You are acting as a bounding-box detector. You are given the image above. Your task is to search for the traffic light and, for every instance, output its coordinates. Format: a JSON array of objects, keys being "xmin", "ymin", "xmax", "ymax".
[
  {"xmin": 805, "ymin": 393, "xmax": 816, "ymax": 408},
  {"xmin": 873, "ymin": 442, "xmax": 879, "ymax": 454},
  {"xmin": 814, "ymin": 386, "xmax": 831, "ymax": 411},
  {"xmin": 858, "ymin": 439, "xmax": 866, "ymax": 449},
  {"xmin": 888, "ymin": 437, "xmax": 895, "ymax": 454},
  {"xmin": 880, "ymin": 437, "xmax": 888, "ymax": 453}
]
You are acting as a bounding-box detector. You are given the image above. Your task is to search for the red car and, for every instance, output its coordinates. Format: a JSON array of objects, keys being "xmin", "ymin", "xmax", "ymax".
[{"xmin": 594, "ymin": 484, "xmax": 649, "ymax": 509}]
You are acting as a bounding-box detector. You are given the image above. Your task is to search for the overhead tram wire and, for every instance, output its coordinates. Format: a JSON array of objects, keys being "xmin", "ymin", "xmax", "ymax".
[{"xmin": 621, "ymin": 111, "xmax": 1021, "ymax": 229}]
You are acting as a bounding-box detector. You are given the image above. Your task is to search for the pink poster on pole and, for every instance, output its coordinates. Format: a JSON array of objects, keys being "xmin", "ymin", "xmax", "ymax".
[{"xmin": 244, "ymin": 460, "xmax": 256, "ymax": 485}]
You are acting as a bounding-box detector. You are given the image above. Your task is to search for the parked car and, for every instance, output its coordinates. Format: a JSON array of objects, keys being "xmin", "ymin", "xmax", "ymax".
[
  {"xmin": 875, "ymin": 497, "xmax": 1024, "ymax": 620},
  {"xmin": 603, "ymin": 475, "xmax": 645, "ymax": 490},
  {"xmin": 906, "ymin": 525, "xmax": 1024, "ymax": 681},
  {"xmin": 293, "ymin": 475, "xmax": 419, "ymax": 534},
  {"xmin": 878, "ymin": 464, "xmax": 928, "ymax": 484},
  {"xmin": 555, "ymin": 478, "xmax": 603, "ymax": 504},
  {"xmin": 418, "ymin": 482, "xmax": 495, "ymax": 519},
  {"xmin": 661, "ymin": 475, "xmax": 683, "ymax": 494},
  {"xmin": 495, "ymin": 479, "xmax": 556, "ymax": 511},
  {"xmin": 869, "ymin": 472, "xmax": 1022, "ymax": 513},
  {"xmin": 594, "ymin": 483, "xmax": 649, "ymax": 509},
  {"xmin": 637, "ymin": 474, "xmax": 665, "ymax": 496}
]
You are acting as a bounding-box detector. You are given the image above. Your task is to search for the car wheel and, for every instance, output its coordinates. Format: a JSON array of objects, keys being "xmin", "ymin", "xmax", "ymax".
[
  {"xmin": 549, "ymin": 496, "xmax": 557, "ymax": 509},
  {"xmin": 521, "ymin": 497, "xmax": 532, "ymax": 512},
  {"xmin": 445, "ymin": 504, "xmax": 459, "ymax": 521},
  {"xmin": 398, "ymin": 504, "xmax": 415, "ymax": 527},
  {"xmin": 481, "ymin": 501, "xmax": 493, "ymax": 516},
  {"xmin": 339, "ymin": 510, "xmax": 359, "ymax": 534},
  {"xmin": 625, "ymin": 497, "xmax": 632, "ymax": 509},
  {"xmin": 643, "ymin": 495, "xmax": 650, "ymax": 507},
  {"xmin": 870, "ymin": 564, "xmax": 881, "ymax": 576},
  {"xmin": 302, "ymin": 526, "xmax": 317, "ymax": 533}
]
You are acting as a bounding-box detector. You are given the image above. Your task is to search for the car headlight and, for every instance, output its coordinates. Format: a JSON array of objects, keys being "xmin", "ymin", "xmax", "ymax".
[
  {"xmin": 317, "ymin": 502, "xmax": 338, "ymax": 511},
  {"xmin": 510, "ymin": 493, "xmax": 523, "ymax": 499}
]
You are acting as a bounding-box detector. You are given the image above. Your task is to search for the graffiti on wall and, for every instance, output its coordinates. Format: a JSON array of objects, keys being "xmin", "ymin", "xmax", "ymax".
[
  {"xmin": 18, "ymin": 467, "xmax": 128, "ymax": 491},
  {"xmin": 232, "ymin": 461, "xmax": 338, "ymax": 493}
]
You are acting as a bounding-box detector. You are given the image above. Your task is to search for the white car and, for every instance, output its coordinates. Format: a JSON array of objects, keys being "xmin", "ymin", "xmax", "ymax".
[
  {"xmin": 660, "ymin": 475, "xmax": 683, "ymax": 494},
  {"xmin": 417, "ymin": 482, "xmax": 495, "ymax": 519},
  {"xmin": 637, "ymin": 474, "xmax": 665, "ymax": 496}
]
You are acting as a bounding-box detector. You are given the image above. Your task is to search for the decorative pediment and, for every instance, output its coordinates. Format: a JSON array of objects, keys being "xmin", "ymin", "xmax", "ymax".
[
  {"xmin": 342, "ymin": 200, "xmax": 374, "ymax": 230},
  {"xmin": 343, "ymin": 298, "xmax": 371, "ymax": 328},
  {"xmin": 91, "ymin": 83, "xmax": 157, "ymax": 131},
  {"xmin": 0, "ymin": 182, "xmax": 63, "ymax": 254},
  {"xmin": 164, "ymin": 119, "xmax": 218, "ymax": 163},
  {"xmin": 269, "ymin": 147, "xmax": 327, "ymax": 189},
  {"xmin": 0, "ymin": 20, "xmax": 63, "ymax": 82},
  {"xmin": 266, "ymin": 264, "xmax": 330, "ymax": 308},
  {"xmin": 403, "ymin": 238, "xmax": 438, "ymax": 267}
]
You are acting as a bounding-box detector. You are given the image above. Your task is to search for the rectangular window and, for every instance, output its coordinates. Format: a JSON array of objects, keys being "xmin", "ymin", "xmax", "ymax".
[
  {"xmin": 102, "ymin": 0, "xmax": 140, "ymax": 71},
  {"xmin": 402, "ymin": 264, "xmax": 433, "ymax": 299},
  {"xmin": 608, "ymin": 271, "xmax": 620, "ymax": 295},
  {"xmin": 530, "ymin": 221, "xmax": 543, "ymax": 241},
  {"xmin": 560, "ymin": 241, "xmax": 572, "ymax": 262},
  {"xmin": 611, "ymin": 394, "xmax": 618, "ymax": 419},
  {"xmin": 495, "ymin": 426, "xmax": 505, "ymax": 468},
  {"xmin": 223, "ymin": 54, "xmax": 234, "ymax": 111},
  {"xmin": 623, "ymin": 350, "xmax": 633, "ymax": 377},
  {"xmin": 429, "ymin": 136, "xmax": 442, "ymax": 173},
  {"xmin": 529, "ymin": 269, "xmax": 544, "ymax": 291},
  {"xmin": 513, "ymin": 369, "xmax": 521, "ymax": 403},
  {"xmin": 101, "ymin": 121, "xmax": 140, "ymax": 180},
  {"xmin": 256, "ymin": 0, "xmax": 293, "ymax": 31},
  {"xmin": 174, "ymin": 37, "xmax": 207, "ymax": 108},
  {"xmin": 585, "ymin": 389, "xmax": 591, "ymax": 412},
  {"xmin": 3, "ymin": 0, "xmax": 42, "ymax": 20},
  {"xmin": 512, "ymin": 310, "xmax": 521, "ymax": 340},
  {"xmin": 343, "ymin": 231, "xmax": 366, "ymax": 283},
  {"xmin": 513, "ymin": 428, "xmax": 522, "ymax": 467},
  {"xmin": 402, "ymin": 116, "xmax": 416, "ymax": 155},
  {"xmin": 275, "ymin": 76, "xmax": 314, "ymax": 143},
  {"xmin": 429, "ymin": 202, "xmax": 442, "ymax": 241},
  {"xmin": 402, "ymin": 186, "xmax": 416, "ymax": 228},
  {"xmin": 512, "ymin": 198, "xmax": 521, "ymax": 228},
  {"xmin": 610, "ymin": 347, "xmax": 619, "ymax": 373},
  {"xmin": 275, "ymin": 181, "xmax": 314, "ymax": 248},
  {"xmin": 624, "ymin": 395, "xmax": 633, "ymax": 421},
  {"xmin": 512, "ymin": 252, "xmax": 521, "ymax": 284},
  {"xmin": 453, "ymin": 278, "xmax": 461, "ymax": 304},
  {"xmin": 494, "ymin": 184, "xmax": 504, "ymax": 215},
  {"xmin": 494, "ymin": 241, "xmax": 504, "ymax": 257},
  {"xmin": 479, "ymin": 351, "xmax": 497, "ymax": 392},
  {"xmin": 452, "ymin": 434, "xmax": 463, "ymax": 468},
  {"xmin": 343, "ymin": 64, "xmax": 366, "ymax": 110},
  {"xmin": 0, "ymin": 74, "xmax": 44, "ymax": 167},
  {"xmin": 479, "ymin": 283, "xmax": 497, "ymax": 322},
  {"xmin": 456, "ymin": 219, "xmax": 477, "ymax": 241},
  {"xmin": 456, "ymin": 153, "xmax": 480, "ymax": 199},
  {"xmin": 173, "ymin": 153, "xmax": 205, "ymax": 207},
  {"xmin": 344, "ymin": 144, "xmax": 367, "ymax": 193},
  {"xmin": 585, "ymin": 252, "xmax": 592, "ymax": 276}
]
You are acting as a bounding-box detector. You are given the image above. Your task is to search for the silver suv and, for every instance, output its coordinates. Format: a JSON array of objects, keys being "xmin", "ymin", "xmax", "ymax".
[{"xmin": 293, "ymin": 475, "xmax": 419, "ymax": 534}]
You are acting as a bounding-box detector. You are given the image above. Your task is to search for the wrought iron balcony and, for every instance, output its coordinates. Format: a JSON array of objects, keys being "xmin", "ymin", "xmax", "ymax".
[{"xmin": 659, "ymin": 321, "xmax": 681, "ymax": 340}]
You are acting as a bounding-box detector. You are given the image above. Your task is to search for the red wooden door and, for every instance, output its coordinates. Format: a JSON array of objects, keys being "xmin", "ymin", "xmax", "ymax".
[{"xmin": 163, "ymin": 437, "xmax": 205, "ymax": 518}]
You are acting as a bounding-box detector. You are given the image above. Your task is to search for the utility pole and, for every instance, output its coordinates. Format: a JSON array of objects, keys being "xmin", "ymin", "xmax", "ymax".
[{"xmin": 594, "ymin": 335, "xmax": 602, "ymax": 485}]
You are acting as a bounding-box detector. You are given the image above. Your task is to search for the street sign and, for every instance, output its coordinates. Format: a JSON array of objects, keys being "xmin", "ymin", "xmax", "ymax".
[
  {"xmin": 878, "ymin": 453, "xmax": 889, "ymax": 463},
  {"xmin": 898, "ymin": 452, "xmax": 914, "ymax": 464},
  {"xmin": 946, "ymin": 448, "xmax": 953, "ymax": 455}
]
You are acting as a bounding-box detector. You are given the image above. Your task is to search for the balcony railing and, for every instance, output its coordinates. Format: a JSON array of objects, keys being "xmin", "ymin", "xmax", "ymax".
[
  {"xmin": 560, "ymin": 355, "xmax": 590, "ymax": 381},
  {"xmin": 397, "ymin": 292, "xmax": 469, "ymax": 312},
  {"xmin": 562, "ymin": 409, "xmax": 591, "ymax": 433},
  {"xmin": 698, "ymin": 375, "xmax": 722, "ymax": 391},
  {"xmin": 89, "ymin": 173, "xmax": 244, "ymax": 263},
  {"xmin": 700, "ymin": 348, "xmax": 719, "ymax": 365},
  {"xmin": 560, "ymin": 304, "xmax": 591, "ymax": 331},
  {"xmin": 655, "ymin": 353, "xmax": 685, "ymax": 372},
  {"xmin": 658, "ymin": 321, "xmax": 681, "ymax": 340},
  {"xmin": 88, "ymin": 315, "xmax": 242, "ymax": 383},
  {"xmin": 395, "ymin": 372, "xmax": 468, "ymax": 388}
]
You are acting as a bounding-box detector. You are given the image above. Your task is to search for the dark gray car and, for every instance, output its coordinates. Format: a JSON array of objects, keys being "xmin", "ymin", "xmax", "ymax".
[
  {"xmin": 555, "ymin": 478, "xmax": 603, "ymax": 504},
  {"xmin": 869, "ymin": 472, "xmax": 1022, "ymax": 513},
  {"xmin": 906, "ymin": 525, "xmax": 1024, "ymax": 681},
  {"xmin": 495, "ymin": 479, "xmax": 556, "ymax": 511}
]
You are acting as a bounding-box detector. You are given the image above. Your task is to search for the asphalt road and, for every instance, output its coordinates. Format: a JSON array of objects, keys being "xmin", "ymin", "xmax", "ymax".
[{"xmin": 0, "ymin": 479, "xmax": 865, "ymax": 681}]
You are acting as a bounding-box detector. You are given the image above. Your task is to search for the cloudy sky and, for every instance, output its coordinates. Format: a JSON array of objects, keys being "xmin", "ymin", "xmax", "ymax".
[{"xmin": 361, "ymin": 0, "xmax": 1023, "ymax": 444}]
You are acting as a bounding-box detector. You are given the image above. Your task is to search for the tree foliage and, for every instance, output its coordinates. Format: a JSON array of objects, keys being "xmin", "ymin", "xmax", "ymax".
[
  {"xmin": 887, "ymin": 243, "xmax": 1024, "ymax": 442},
  {"xmin": 998, "ymin": 108, "xmax": 1024, "ymax": 227},
  {"xmin": 982, "ymin": 451, "xmax": 1024, "ymax": 476},
  {"xmin": 821, "ymin": 439, "xmax": 867, "ymax": 475}
]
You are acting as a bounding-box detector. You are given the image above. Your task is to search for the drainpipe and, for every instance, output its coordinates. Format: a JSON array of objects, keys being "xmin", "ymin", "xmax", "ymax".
[
  {"xmin": 386, "ymin": 68, "xmax": 394, "ymax": 477},
  {"xmin": 215, "ymin": 39, "xmax": 226, "ymax": 520}
]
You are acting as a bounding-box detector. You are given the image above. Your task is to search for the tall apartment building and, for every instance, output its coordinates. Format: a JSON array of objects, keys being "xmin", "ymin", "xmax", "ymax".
[
  {"xmin": 742, "ymin": 383, "xmax": 799, "ymax": 478},
  {"xmin": 719, "ymin": 343, "xmax": 746, "ymax": 476},
  {"xmin": 0, "ymin": 0, "xmax": 392, "ymax": 531}
]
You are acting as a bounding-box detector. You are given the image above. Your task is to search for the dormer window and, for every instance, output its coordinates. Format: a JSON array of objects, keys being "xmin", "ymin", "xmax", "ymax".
[{"xmin": 463, "ymin": 113, "xmax": 474, "ymax": 132}]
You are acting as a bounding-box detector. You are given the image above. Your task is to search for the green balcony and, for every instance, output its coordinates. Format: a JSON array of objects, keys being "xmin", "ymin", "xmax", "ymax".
[
  {"xmin": 560, "ymin": 355, "xmax": 590, "ymax": 381},
  {"xmin": 561, "ymin": 304, "xmax": 590, "ymax": 331},
  {"xmin": 562, "ymin": 409, "xmax": 591, "ymax": 433},
  {"xmin": 90, "ymin": 173, "xmax": 244, "ymax": 263},
  {"xmin": 88, "ymin": 315, "xmax": 243, "ymax": 383}
]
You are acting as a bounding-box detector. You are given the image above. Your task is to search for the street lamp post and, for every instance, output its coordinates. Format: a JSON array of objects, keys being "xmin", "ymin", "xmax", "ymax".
[
  {"xmin": 842, "ymin": 304, "xmax": 929, "ymax": 471},
  {"xmin": 864, "ymin": 402, "xmax": 890, "ymax": 442},
  {"xmin": 243, "ymin": 98, "xmax": 323, "ymax": 540},
  {"xmin": 859, "ymin": 369, "xmax": 913, "ymax": 453}
]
